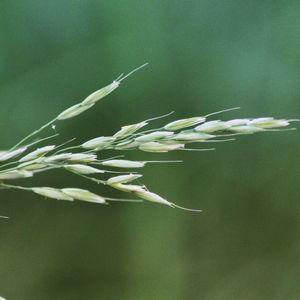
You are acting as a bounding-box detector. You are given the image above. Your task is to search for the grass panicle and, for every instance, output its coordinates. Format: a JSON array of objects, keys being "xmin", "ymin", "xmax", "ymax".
[{"xmin": 0, "ymin": 64, "xmax": 298, "ymax": 216}]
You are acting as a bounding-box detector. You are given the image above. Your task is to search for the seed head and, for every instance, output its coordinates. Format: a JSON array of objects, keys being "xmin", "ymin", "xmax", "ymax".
[
  {"xmin": 229, "ymin": 126, "xmax": 265, "ymax": 134},
  {"xmin": 135, "ymin": 131, "xmax": 174, "ymax": 142},
  {"xmin": 32, "ymin": 187, "xmax": 73, "ymax": 201},
  {"xmin": 61, "ymin": 188, "xmax": 106, "ymax": 204},
  {"xmin": 107, "ymin": 174, "xmax": 142, "ymax": 185},
  {"xmin": 249, "ymin": 118, "xmax": 290, "ymax": 128},
  {"xmin": 102, "ymin": 160, "xmax": 145, "ymax": 168},
  {"xmin": 111, "ymin": 183, "xmax": 145, "ymax": 193},
  {"xmin": 0, "ymin": 147, "xmax": 27, "ymax": 162},
  {"xmin": 113, "ymin": 121, "xmax": 148, "ymax": 139},
  {"xmin": 134, "ymin": 190, "xmax": 174, "ymax": 207},
  {"xmin": 64, "ymin": 164, "xmax": 104, "ymax": 174},
  {"xmin": 0, "ymin": 170, "xmax": 33, "ymax": 180},
  {"xmin": 171, "ymin": 132, "xmax": 215, "ymax": 141},
  {"xmin": 19, "ymin": 145, "xmax": 55, "ymax": 162},
  {"xmin": 195, "ymin": 120, "xmax": 230, "ymax": 133},
  {"xmin": 115, "ymin": 140, "xmax": 141, "ymax": 150},
  {"xmin": 44, "ymin": 153, "xmax": 73, "ymax": 163},
  {"xmin": 82, "ymin": 136, "xmax": 115, "ymax": 150},
  {"xmin": 139, "ymin": 142, "xmax": 184, "ymax": 152},
  {"xmin": 18, "ymin": 161, "xmax": 47, "ymax": 171},
  {"xmin": 226, "ymin": 119, "xmax": 250, "ymax": 126},
  {"xmin": 67, "ymin": 153, "xmax": 97, "ymax": 163},
  {"xmin": 81, "ymin": 81, "xmax": 120, "ymax": 106},
  {"xmin": 164, "ymin": 117, "xmax": 206, "ymax": 131},
  {"xmin": 57, "ymin": 103, "xmax": 94, "ymax": 120}
]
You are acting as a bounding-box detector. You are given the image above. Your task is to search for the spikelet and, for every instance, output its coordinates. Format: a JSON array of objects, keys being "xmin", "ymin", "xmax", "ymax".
[
  {"xmin": 113, "ymin": 121, "xmax": 148, "ymax": 139},
  {"xmin": 139, "ymin": 142, "xmax": 184, "ymax": 152},
  {"xmin": 82, "ymin": 137, "xmax": 115, "ymax": 150},
  {"xmin": 115, "ymin": 140, "xmax": 141, "ymax": 150},
  {"xmin": 81, "ymin": 81, "xmax": 120, "ymax": 105},
  {"xmin": 20, "ymin": 163, "xmax": 48, "ymax": 172},
  {"xmin": 57, "ymin": 103, "xmax": 95, "ymax": 120},
  {"xmin": 111, "ymin": 183, "xmax": 145, "ymax": 193},
  {"xmin": 19, "ymin": 145, "xmax": 55, "ymax": 162},
  {"xmin": 102, "ymin": 160, "xmax": 145, "ymax": 168},
  {"xmin": 32, "ymin": 187, "xmax": 73, "ymax": 201},
  {"xmin": 226, "ymin": 119, "xmax": 250, "ymax": 126},
  {"xmin": 164, "ymin": 117, "xmax": 206, "ymax": 131},
  {"xmin": 0, "ymin": 147, "xmax": 27, "ymax": 162},
  {"xmin": 44, "ymin": 153, "xmax": 73, "ymax": 163},
  {"xmin": 228, "ymin": 126, "xmax": 265, "ymax": 134},
  {"xmin": 171, "ymin": 132, "xmax": 215, "ymax": 141},
  {"xmin": 67, "ymin": 153, "xmax": 97, "ymax": 163},
  {"xmin": 248, "ymin": 118, "xmax": 290, "ymax": 128},
  {"xmin": 195, "ymin": 120, "xmax": 230, "ymax": 133},
  {"xmin": 64, "ymin": 164, "xmax": 104, "ymax": 174},
  {"xmin": 61, "ymin": 188, "xmax": 106, "ymax": 204},
  {"xmin": 135, "ymin": 131, "xmax": 174, "ymax": 142},
  {"xmin": 0, "ymin": 170, "xmax": 33, "ymax": 180},
  {"xmin": 134, "ymin": 190, "xmax": 174, "ymax": 207},
  {"xmin": 107, "ymin": 174, "xmax": 142, "ymax": 185}
]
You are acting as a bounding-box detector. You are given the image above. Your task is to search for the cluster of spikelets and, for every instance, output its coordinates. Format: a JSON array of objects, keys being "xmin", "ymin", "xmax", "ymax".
[{"xmin": 0, "ymin": 64, "xmax": 298, "ymax": 214}]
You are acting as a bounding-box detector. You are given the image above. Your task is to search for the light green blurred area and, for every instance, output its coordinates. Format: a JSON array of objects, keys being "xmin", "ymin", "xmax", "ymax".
[{"xmin": 0, "ymin": 1, "xmax": 300, "ymax": 299}]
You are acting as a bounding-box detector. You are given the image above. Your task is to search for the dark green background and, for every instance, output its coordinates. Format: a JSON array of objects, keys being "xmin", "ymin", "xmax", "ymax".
[{"xmin": 0, "ymin": 1, "xmax": 300, "ymax": 299}]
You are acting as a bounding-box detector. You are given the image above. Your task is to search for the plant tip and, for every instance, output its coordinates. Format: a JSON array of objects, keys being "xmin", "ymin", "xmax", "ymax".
[{"xmin": 118, "ymin": 63, "xmax": 149, "ymax": 82}]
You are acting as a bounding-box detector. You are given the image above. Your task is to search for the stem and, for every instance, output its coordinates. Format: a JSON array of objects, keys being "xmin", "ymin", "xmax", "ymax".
[
  {"xmin": 118, "ymin": 63, "xmax": 149, "ymax": 82},
  {"xmin": 10, "ymin": 118, "xmax": 57, "ymax": 151},
  {"xmin": 145, "ymin": 111, "xmax": 174, "ymax": 122},
  {"xmin": 181, "ymin": 148, "xmax": 215, "ymax": 152},
  {"xmin": 55, "ymin": 145, "xmax": 82, "ymax": 154},
  {"xmin": 26, "ymin": 133, "xmax": 59, "ymax": 149},
  {"xmin": 145, "ymin": 160, "xmax": 183, "ymax": 164},
  {"xmin": 0, "ymin": 161, "xmax": 19, "ymax": 171},
  {"xmin": 105, "ymin": 197, "xmax": 143, "ymax": 203},
  {"xmin": 172, "ymin": 203, "xmax": 202, "ymax": 212},
  {"xmin": 68, "ymin": 171, "xmax": 107, "ymax": 185},
  {"xmin": 0, "ymin": 182, "xmax": 31, "ymax": 191},
  {"xmin": 205, "ymin": 107, "xmax": 240, "ymax": 118}
]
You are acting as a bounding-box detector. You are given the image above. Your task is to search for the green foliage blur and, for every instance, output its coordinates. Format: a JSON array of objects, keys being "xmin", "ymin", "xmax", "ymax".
[{"xmin": 1, "ymin": 1, "xmax": 300, "ymax": 299}]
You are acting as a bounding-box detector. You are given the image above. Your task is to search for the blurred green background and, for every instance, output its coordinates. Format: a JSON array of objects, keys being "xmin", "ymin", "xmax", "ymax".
[{"xmin": 0, "ymin": 1, "xmax": 300, "ymax": 299}]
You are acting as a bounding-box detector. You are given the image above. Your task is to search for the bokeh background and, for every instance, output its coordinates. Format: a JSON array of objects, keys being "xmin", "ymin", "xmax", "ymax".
[{"xmin": 0, "ymin": 1, "xmax": 300, "ymax": 299}]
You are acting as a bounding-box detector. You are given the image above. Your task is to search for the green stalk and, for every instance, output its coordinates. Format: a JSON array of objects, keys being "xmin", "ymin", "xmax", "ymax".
[{"xmin": 9, "ymin": 118, "xmax": 57, "ymax": 151}]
